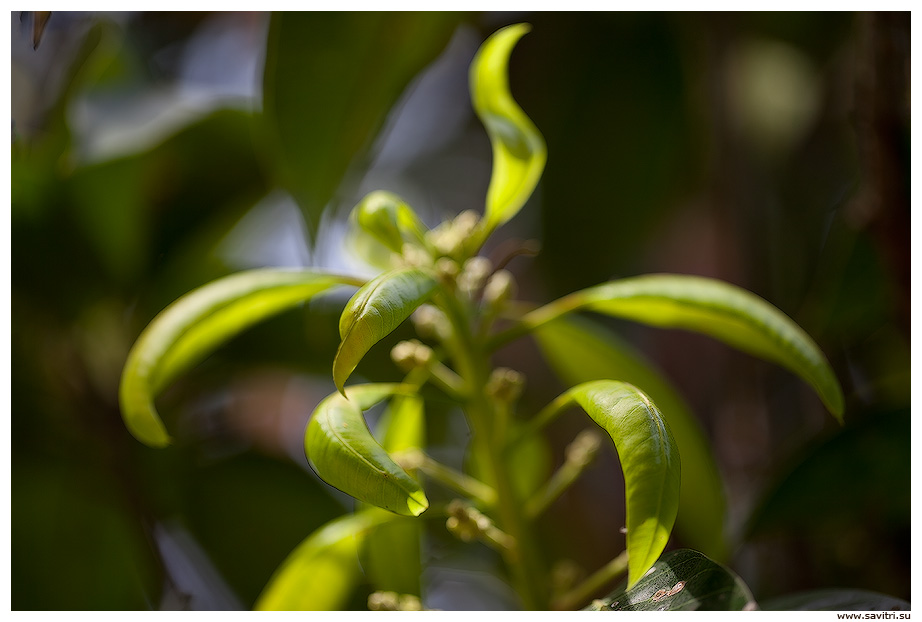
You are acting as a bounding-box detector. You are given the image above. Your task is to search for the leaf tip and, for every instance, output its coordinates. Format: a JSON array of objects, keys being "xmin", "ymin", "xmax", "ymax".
[{"xmin": 407, "ymin": 492, "xmax": 429, "ymax": 517}]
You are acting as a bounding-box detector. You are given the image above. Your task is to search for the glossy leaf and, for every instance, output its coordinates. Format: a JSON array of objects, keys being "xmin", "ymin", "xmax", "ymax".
[
  {"xmin": 533, "ymin": 316, "xmax": 728, "ymax": 560},
  {"xmin": 363, "ymin": 394, "xmax": 426, "ymax": 595},
  {"xmin": 761, "ymin": 589, "xmax": 910, "ymax": 611},
  {"xmin": 540, "ymin": 381, "xmax": 680, "ymax": 588},
  {"xmin": 333, "ymin": 267, "xmax": 439, "ymax": 394},
  {"xmin": 470, "ymin": 23, "xmax": 547, "ymax": 245},
  {"xmin": 586, "ymin": 549, "xmax": 756, "ymax": 611},
  {"xmin": 517, "ymin": 274, "xmax": 844, "ymax": 419},
  {"xmin": 255, "ymin": 509, "xmax": 401, "ymax": 611},
  {"xmin": 119, "ymin": 269, "xmax": 361, "ymax": 447},
  {"xmin": 353, "ymin": 191, "xmax": 429, "ymax": 254},
  {"xmin": 262, "ymin": 12, "xmax": 457, "ymax": 236},
  {"xmin": 305, "ymin": 384, "xmax": 428, "ymax": 517}
]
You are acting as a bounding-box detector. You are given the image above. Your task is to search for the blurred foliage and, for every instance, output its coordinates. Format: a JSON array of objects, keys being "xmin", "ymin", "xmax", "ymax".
[{"xmin": 11, "ymin": 10, "xmax": 909, "ymax": 610}]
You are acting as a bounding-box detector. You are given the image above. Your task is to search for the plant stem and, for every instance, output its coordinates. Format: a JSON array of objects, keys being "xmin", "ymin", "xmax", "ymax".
[
  {"xmin": 551, "ymin": 550, "xmax": 629, "ymax": 611},
  {"xmin": 438, "ymin": 292, "xmax": 548, "ymax": 610},
  {"xmin": 403, "ymin": 450, "xmax": 497, "ymax": 506}
]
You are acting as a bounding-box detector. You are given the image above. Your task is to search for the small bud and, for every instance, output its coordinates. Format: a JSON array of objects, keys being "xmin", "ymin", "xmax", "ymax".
[
  {"xmin": 435, "ymin": 257, "xmax": 460, "ymax": 280},
  {"xmin": 452, "ymin": 210, "xmax": 480, "ymax": 239},
  {"xmin": 412, "ymin": 305, "xmax": 450, "ymax": 340},
  {"xmin": 457, "ymin": 256, "xmax": 493, "ymax": 293},
  {"xmin": 482, "ymin": 269, "xmax": 516, "ymax": 309},
  {"xmin": 486, "ymin": 367, "xmax": 525, "ymax": 403},
  {"xmin": 399, "ymin": 242, "xmax": 431, "ymax": 268},
  {"xmin": 368, "ymin": 591, "xmax": 401, "ymax": 611},
  {"xmin": 390, "ymin": 340, "xmax": 433, "ymax": 372}
]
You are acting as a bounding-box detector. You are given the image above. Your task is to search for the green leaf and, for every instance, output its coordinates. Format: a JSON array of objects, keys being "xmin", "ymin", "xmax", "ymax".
[
  {"xmin": 517, "ymin": 274, "xmax": 844, "ymax": 419},
  {"xmin": 541, "ymin": 381, "xmax": 681, "ymax": 588},
  {"xmin": 363, "ymin": 394, "xmax": 426, "ymax": 595},
  {"xmin": 119, "ymin": 269, "xmax": 361, "ymax": 447},
  {"xmin": 333, "ymin": 267, "xmax": 439, "ymax": 394},
  {"xmin": 255, "ymin": 508, "xmax": 401, "ymax": 611},
  {"xmin": 262, "ymin": 12, "xmax": 458, "ymax": 237},
  {"xmin": 352, "ymin": 191, "xmax": 429, "ymax": 255},
  {"xmin": 305, "ymin": 384, "xmax": 429, "ymax": 517},
  {"xmin": 470, "ymin": 23, "xmax": 547, "ymax": 245},
  {"xmin": 760, "ymin": 589, "xmax": 910, "ymax": 611},
  {"xmin": 586, "ymin": 549, "xmax": 756, "ymax": 611},
  {"xmin": 533, "ymin": 316, "xmax": 728, "ymax": 561}
]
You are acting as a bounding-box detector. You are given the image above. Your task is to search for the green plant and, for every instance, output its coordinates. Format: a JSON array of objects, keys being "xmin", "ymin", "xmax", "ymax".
[{"xmin": 118, "ymin": 23, "xmax": 860, "ymax": 611}]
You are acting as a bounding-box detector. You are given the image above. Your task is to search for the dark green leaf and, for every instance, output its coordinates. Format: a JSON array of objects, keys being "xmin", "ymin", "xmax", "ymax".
[
  {"xmin": 586, "ymin": 549, "xmax": 756, "ymax": 611},
  {"xmin": 120, "ymin": 269, "xmax": 361, "ymax": 447},
  {"xmin": 305, "ymin": 384, "xmax": 428, "ymax": 517},
  {"xmin": 533, "ymin": 316, "xmax": 728, "ymax": 561},
  {"xmin": 539, "ymin": 381, "xmax": 681, "ymax": 588},
  {"xmin": 470, "ymin": 23, "xmax": 547, "ymax": 247},
  {"xmin": 761, "ymin": 589, "xmax": 910, "ymax": 611},
  {"xmin": 262, "ymin": 12, "xmax": 458, "ymax": 236},
  {"xmin": 255, "ymin": 508, "xmax": 402, "ymax": 611},
  {"xmin": 333, "ymin": 267, "xmax": 438, "ymax": 394}
]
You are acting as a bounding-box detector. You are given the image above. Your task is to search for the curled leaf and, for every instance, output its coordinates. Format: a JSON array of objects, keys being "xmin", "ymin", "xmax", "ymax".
[
  {"xmin": 533, "ymin": 316, "xmax": 728, "ymax": 561},
  {"xmin": 537, "ymin": 380, "xmax": 681, "ymax": 588},
  {"xmin": 119, "ymin": 269, "xmax": 360, "ymax": 447},
  {"xmin": 333, "ymin": 267, "xmax": 438, "ymax": 394},
  {"xmin": 305, "ymin": 384, "xmax": 429, "ymax": 517},
  {"xmin": 353, "ymin": 190, "xmax": 429, "ymax": 254},
  {"xmin": 470, "ymin": 23, "xmax": 546, "ymax": 245},
  {"xmin": 255, "ymin": 508, "xmax": 401, "ymax": 611}
]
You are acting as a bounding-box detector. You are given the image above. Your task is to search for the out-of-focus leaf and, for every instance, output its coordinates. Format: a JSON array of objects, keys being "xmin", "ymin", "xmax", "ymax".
[
  {"xmin": 533, "ymin": 316, "xmax": 728, "ymax": 560},
  {"xmin": 515, "ymin": 274, "xmax": 844, "ymax": 419},
  {"xmin": 747, "ymin": 409, "xmax": 909, "ymax": 536},
  {"xmin": 470, "ymin": 23, "xmax": 546, "ymax": 247},
  {"xmin": 333, "ymin": 267, "xmax": 438, "ymax": 394},
  {"xmin": 586, "ymin": 549, "xmax": 756, "ymax": 611},
  {"xmin": 305, "ymin": 384, "xmax": 428, "ymax": 517},
  {"xmin": 469, "ymin": 421, "xmax": 552, "ymax": 503},
  {"xmin": 761, "ymin": 589, "xmax": 910, "ymax": 611},
  {"xmin": 538, "ymin": 381, "xmax": 680, "ymax": 588},
  {"xmin": 120, "ymin": 269, "xmax": 361, "ymax": 447},
  {"xmin": 262, "ymin": 12, "xmax": 458, "ymax": 236},
  {"xmin": 353, "ymin": 191, "xmax": 429, "ymax": 255},
  {"xmin": 363, "ymin": 394, "xmax": 426, "ymax": 595},
  {"xmin": 255, "ymin": 509, "xmax": 402, "ymax": 611}
]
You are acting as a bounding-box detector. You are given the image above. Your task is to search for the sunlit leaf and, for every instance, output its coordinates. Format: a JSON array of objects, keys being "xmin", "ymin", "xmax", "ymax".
[
  {"xmin": 119, "ymin": 269, "xmax": 361, "ymax": 447},
  {"xmin": 255, "ymin": 509, "xmax": 401, "ymax": 611},
  {"xmin": 306, "ymin": 384, "xmax": 428, "ymax": 517},
  {"xmin": 333, "ymin": 267, "xmax": 439, "ymax": 394},
  {"xmin": 263, "ymin": 12, "xmax": 458, "ymax": 236},
  {"xmin": 533, "ymin": 316, "xmax": 728, "ymax": 560},
  {"xmin": 516, "ymin": 274, "xmax": 844, "ymax": 420},
  {"xmin": 539, "ymin": 381, "xmax": 681, "ymax": 588},
  {"xmin": 353, "ymin": 191, "xmax": 429, "ymax": 254},
  {"xmin": 363, "ymin": 394, "xmax": 426, "ymax": 595},
  {"xmin": 761, "ymin": 589, "xmax": 910, "ymax": 611},
  {"xmin": 470, "ymin": 23, "xmax": 546, "ymax": 246},
  {"xmin": 586, "ymin": 549, "xmax": 756, "ymax": 611}
]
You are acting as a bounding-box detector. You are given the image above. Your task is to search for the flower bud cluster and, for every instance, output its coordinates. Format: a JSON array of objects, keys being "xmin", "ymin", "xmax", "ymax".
[
  {"xmin": 486, "ymin": 367, "xmax": 525, "ymax": 403},
  {"xmin": 445, "ymin": 499, "xmax": 494, "ymax": 543}
]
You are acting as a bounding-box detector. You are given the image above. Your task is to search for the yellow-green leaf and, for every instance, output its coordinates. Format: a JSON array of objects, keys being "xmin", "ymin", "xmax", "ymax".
[
  {"xmin": 352, "ymin": 190, "xmax": 429, "ymax": 254},
  {"xmin": 255, "ymin": 508, "xmax": 401, "ymax": 611},
  {"xmin": 305, "ymin": 384, "xmax": 429, "ymax": 517},
  {"xmin": 533, "ymin": 316, "xmax": 728, "ymax": 561},
  {"xmin": 537, "ymin": 381, "xmax": 681, "ymax": 588},
  {"xmin": 119, "ymin": 269, "xmax": 361, "ymax": 447},
  {"xmin": 333, "ymin": 267, "xmax": 438, "ymax": 394},
  {"xmin": 363, "ymin": 394, "xmax": 426, "ymax": 595},
  {"xmin": 513, "ymin": 274, "xmax": 844, "ymax": 420},
  {"xmin": 470, "ymin": 23, "xmax": 546, "ymax": 246}
]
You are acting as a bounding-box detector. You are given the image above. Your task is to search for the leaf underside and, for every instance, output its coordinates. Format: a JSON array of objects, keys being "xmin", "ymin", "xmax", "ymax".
[{"xmin": 305, "ymin": 384, "xmax": 428, "ymax": 517}]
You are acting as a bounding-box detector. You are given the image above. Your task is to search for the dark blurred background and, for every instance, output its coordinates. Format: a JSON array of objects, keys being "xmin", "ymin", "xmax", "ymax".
[{"xmin": 11, "ymin": 11, "xmax": 910, "ymax": 610}]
